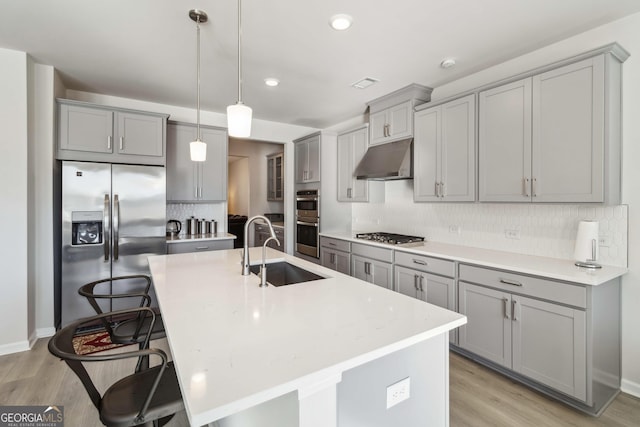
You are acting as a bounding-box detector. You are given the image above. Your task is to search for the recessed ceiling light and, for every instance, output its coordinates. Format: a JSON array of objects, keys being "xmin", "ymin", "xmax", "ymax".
[
  {"xmin": 264, "ymin": 78, "xmax": 280, "ymax": 87},
  {"xmin": 351, "ymin": 77, "xmax": 379, "ymax": 89},
  {"xmin": 440, "ymin": 58, "xmax": 456, "ymax": 69},
  {"xmin": 330, "ymin": 14, "xmax": 353, "ymax": 31}
]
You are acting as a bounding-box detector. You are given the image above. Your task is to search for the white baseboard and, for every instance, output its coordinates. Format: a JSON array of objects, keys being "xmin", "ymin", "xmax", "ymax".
[
  {"xmin": 621, "ymin": 378, "xmax": 640, "ymax": 398},
  {"xmin": 0, "ymin": 340, "xmax": 30, "ymax": 356},
  {"xmin": 28, "ymin": 329, "xmax": 38, "ymax": 348},
  {"xmin": 37, "ymin": 327, "xmax": 56, "ymax": 338}
]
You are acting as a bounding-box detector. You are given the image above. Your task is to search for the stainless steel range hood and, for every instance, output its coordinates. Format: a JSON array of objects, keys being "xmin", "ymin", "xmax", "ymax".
[{"xmin": 354, "ymin": 138, "xmax": 413, "ymax": 180}]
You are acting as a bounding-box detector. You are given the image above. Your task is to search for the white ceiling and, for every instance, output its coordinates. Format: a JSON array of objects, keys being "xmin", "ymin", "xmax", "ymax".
[{"xmin": 2, "ymin": 0, "xmax": 639, "ymax": 129}]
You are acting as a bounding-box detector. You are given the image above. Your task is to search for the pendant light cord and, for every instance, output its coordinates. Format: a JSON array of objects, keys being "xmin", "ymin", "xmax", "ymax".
[
  {"xmin": 196, "ymin": 16, "xmax": 202, "ymax": 140},
  {"xmin": 238, "ymin": 0, "xmax": 243, "ymax": 104}
]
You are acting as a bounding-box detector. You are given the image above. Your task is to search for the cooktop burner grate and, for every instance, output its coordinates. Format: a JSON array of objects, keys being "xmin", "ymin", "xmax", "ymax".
[{"xmin": 355, "ymin": 232, "xmax": 425, "ymax": 245}]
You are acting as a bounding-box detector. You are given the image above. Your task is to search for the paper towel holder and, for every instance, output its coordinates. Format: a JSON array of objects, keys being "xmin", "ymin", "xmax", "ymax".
[{"xmin": 574, "ymin": 240, "xmax": 602, "ymax": 268}]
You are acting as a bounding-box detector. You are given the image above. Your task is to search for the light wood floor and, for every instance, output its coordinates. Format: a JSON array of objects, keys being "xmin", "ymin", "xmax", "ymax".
[{"xmin": 1, "ymin": 339, "xmax": 638, "ymax": 426}]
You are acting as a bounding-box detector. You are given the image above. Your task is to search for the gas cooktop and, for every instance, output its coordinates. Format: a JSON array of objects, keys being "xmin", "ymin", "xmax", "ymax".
[{"xmin": 355, "ymin": 232, "xmax": 425, "ymax": 245}]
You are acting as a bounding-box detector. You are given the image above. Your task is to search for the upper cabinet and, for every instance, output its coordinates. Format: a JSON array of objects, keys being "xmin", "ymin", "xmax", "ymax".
[
  {"xmin": 367, "ymin": 84, "xmax": 433, "ymax": 146},
  {"xmin": 414, "ymin": 94, "xmax": 476, "ymax": 202},
  {"xmin": 166, "ymin": 122, "xmax": 227, "ymax": 202},
  {"xmin": 337, "ymin": 125, "xmax": 369, "ymax": 202},
  {"xmin": 294, "ymin": 134, "xmax": 320, "ymax": 183},
  {"xmin": 479, "ymin": 46, "xmax": 626, "ymax": 204},
  {"xmin": 267, "ymin": 152, "xmax": 284, "ymax": 201},
  {"xmin": 57, "ymin": 99, "xmax": 167, "ymax": 165}
]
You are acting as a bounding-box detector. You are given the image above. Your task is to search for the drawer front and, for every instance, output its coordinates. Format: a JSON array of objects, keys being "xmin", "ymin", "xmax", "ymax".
[
  {"xmin": 321, "ymin": 237, "xmax": 350, "ymax": 253},
  {"xmin": 459, "ymin": 264, "xmax": 586, "ymax": 308},
  {"xmin": 394, "ymin": 251, "xmax": 455, "ymax": 278},
  {"xmin": 351, "ymin": 242, "xmax": 393, "ymax": 263},
  {"xmin": 167, "ymin": 239, "xmax": 234, "ymax": 254}
]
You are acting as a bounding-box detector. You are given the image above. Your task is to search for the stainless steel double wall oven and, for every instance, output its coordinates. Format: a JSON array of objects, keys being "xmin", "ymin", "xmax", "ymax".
[{"xmin": 295, "ymin": 189, "xmax": 319, "ymax": 258}]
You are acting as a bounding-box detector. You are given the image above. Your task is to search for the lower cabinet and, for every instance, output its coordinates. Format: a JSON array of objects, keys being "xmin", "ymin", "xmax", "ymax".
[
  {"xmin": 458, "ymin": 271, "xmax": 588, "ymax": 402},
  {"xmin": 394, "ymin": 251, "xmax": 457, "ymax": 343},
  {"xmin": 351, "ymin": 243, "xmax": 393, "ymax": 289},
  {"xmin": 167, "ymin": 239, "xmax": 234, "ymax": 254},
  {"xmin": 352, "ymin": 255, "xmax": 393, "ymax": 289},
  {"xmin": 320, "ymin": 237, "xmax": 351, "ymax": 275},
  {"xmin": 396, "ymin": 267, "xmax": 456, "ymax": 343}
]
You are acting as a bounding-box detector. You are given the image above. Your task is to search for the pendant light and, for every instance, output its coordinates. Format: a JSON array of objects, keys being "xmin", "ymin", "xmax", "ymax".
[
  {"xmin": 227, "ymin": 0, "xmax": 252, "ymax": 137},
  {"xmin": 189, "ymin": 9, "xmax": 207, "ymax": 162}
]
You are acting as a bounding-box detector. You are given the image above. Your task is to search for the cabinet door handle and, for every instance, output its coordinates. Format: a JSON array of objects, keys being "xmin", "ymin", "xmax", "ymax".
[
  {"xmin": 532, "ymin": 178, "xmax": 537, "ymax": 197},
  {"xmin": 523, "ymin": 177, "xmax": 530, "ymax": 197},
  {"xmin": 503, "ymin": 298, "xmax": 511, "ymax": 320},
  {"xmin": 435, "ymin": 182, "xmax": 439, "ymax": 197},
  {"xmin": 499, "ymin": 278, "xmax": 523, "ymax": 287},
  {"xmin": 440, "ymin": 181, "xmax": 445, "ymax": 198},
  {"xmin": 512, "ymin": 299, "xmax": 518, "ymax": 321},
  {"xmin": 119, "ymin": 136, "xmax": 124, "ymax": 150},
  {"xmin": 412, "ymin": 259, "xmax": 427, "ymax": 266},
  {"xmin": 419, "ymin": 275, "xmax": 424, "ymax": 292},
  {"xmin": 414, "ymin": 274, "xmax": 419, "ymax": 290},
  {"xmin": 107, "ymin": 136, "xmax": 112, "ymax": 150},
  {"xmin": 365, "ymin": 262, "xmax": 371, "ymax": 275}
]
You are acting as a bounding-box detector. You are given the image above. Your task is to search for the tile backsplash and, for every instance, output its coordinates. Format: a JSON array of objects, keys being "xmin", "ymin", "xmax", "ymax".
[
  {"xmin": 166, "ymin": 203, "xmax": 226, "ymax": 234},
  {"xmin": 352, "ymin": 181, "xmax": 628, "ymax": 267}
]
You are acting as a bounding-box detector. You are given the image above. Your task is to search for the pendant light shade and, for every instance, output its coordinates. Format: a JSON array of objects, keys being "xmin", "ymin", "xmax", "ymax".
[
  {"xmin": 227, "ymin": 102, "xmax": 252, "ymax": 137},
  {"xmin": 189, "ymin": 9, "xmax": 208, "ymax": 161},
  {"xmin": 227, "ymin": 0, "xmax": 252, "ymax": 137},
  {"xmin": 190, "ymin": 140, "xmax": 207, "ymax": 161}
]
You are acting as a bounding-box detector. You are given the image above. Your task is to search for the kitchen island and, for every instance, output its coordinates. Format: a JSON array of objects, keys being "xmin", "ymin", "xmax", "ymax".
[{"xmin": 148, "ymin": 247, "xmax": 466, "ymax": 427}]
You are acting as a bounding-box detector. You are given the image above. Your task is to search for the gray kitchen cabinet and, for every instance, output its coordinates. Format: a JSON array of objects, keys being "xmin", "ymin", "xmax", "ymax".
[
  {"xmin": 456, "ymin": 263, "xmax": 601, "ymax": 405},
  {"xmin": 367, "ymin": 84, "xmax": 433, "ymax": 146},
  {"xmin": 369, "ymin": 101, "xmax": 413, "ymax": 146},
  {"xmin": 267, "ymin": 152, "xmax": 284, "ymax": 201},
  {"xmin": 478, "ymin": 77, "xmax": 532, "ymax": 202},
  {"xmin": 479, "ymin": 50, "xmax": 624, "ymax": 203},
  {"xmin": 351, "ymin": 243, "xmax": 393, "ymax": 289},
  {"xmin": 337, "ymin": 125, "xmax": 369, "ymax": 202},
  {"xmin": 394, "ymin": 251, "xmax": 457, "ymax": 343},
  {"xmin": 414, "ymin": 94, "xmax": 476, "ymax": 202},
  {"xmin": 458, "ymin": 282, "xmax": 512, "ymax": 367},
  {"xmin": 166, "ymin": 122, "xmax": 228, "ymax": 202},
  {"xmin": 167, "ymin": 239, "xmax": 233, "ymax": 254},
  {"xmin": 57, "ymin": 99, "xmax": 167, "ymax": 165},
  {"xmin": 294, "ymin": 134, "xmax": 320, "ymax": 183},
  {"xmin": 320, "ymin": 237, "xmax": 351, "ymax": 275}
]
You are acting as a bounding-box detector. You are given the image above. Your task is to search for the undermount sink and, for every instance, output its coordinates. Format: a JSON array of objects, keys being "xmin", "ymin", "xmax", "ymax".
[{"xmin": 249, "ymin": 261, "xmax": 325, "ymax": 287}]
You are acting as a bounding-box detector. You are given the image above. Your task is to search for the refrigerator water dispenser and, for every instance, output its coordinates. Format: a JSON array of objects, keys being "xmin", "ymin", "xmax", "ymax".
[{"xmin": 71, "ymin": 211, "xmax": 103, "ymax": 245}]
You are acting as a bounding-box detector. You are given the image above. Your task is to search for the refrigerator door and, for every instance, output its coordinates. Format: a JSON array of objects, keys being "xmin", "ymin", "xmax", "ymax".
[
  {"xmin": 111, "ymin": 164, "xmax": 166, "ymax": 311},
  {"xmin": 61, "ymin": 161, "xmax": 112, "ymax": 327}
]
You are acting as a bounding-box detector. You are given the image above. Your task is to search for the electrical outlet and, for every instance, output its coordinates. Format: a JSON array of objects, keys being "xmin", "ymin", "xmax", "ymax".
[
  {"xmin": 386, "ymin": 377, "xmax": 410, "ymax": 409},
  {"xmin": 504, "ymin": 229, "xmax": 520, "ymax": 240},
  {"xmin": 449, "ymin": 225, "xmax": 461, "ymax": 234},
  {"xmin": 599, "ymin": 234, "xmax": 611, "ymax": 248}
]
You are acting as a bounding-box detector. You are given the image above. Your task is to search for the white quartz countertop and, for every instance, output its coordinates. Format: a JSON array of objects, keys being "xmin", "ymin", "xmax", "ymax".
[
  {"xmin": 320, "ymin": 232, "xmax": 627, "ymax": 286},
  {"xmin": 166, "ymin": 232, "xmax": 236, "ymax": 244},
  {"xmin": 148, "ymin": 248, "xmax": 465, "ymax": 426}
]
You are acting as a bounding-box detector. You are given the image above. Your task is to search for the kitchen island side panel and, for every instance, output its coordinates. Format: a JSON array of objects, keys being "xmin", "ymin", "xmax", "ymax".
[{"xmin": 338, "ymin": 332, "xmax": 449, "ymax": 427}]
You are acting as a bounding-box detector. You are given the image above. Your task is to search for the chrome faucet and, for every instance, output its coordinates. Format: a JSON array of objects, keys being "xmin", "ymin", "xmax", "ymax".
[{"xmin": 241, "ymin": 215, "xmax": 280, "ymax": 276}]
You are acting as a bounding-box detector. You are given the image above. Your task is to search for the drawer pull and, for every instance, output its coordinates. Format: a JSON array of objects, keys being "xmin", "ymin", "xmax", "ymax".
[
  {"xmin": 195, "ymin": 246, "xmax": 209, "ymax": 250},
  {"xmin": 412, "ymin": 259, "xmax": 428, "ymax": 266},
  {"xmin": 328, "ymin": 242, "xmax": 337, "ymax": 246},
  {"xmin": 499, "ymin": 278, "xmax": 522, "ymax": 287}
]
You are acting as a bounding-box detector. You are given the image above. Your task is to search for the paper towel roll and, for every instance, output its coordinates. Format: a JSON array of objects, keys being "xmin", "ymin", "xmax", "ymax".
[{"xmin": 574, "ymin": 220, "xmax": 599, "ymax": 262}]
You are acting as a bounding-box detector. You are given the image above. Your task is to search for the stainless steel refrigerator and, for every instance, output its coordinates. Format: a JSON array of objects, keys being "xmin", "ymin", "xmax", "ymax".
[{"xmin": 57, "ymin": 161, "xmax": 166, "ymax": 328}]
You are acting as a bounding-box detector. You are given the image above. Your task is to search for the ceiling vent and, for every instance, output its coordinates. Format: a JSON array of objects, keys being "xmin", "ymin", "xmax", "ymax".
[{"xmin": 351, "ymin": 77, "xmax": 379, "ymax": 89}]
